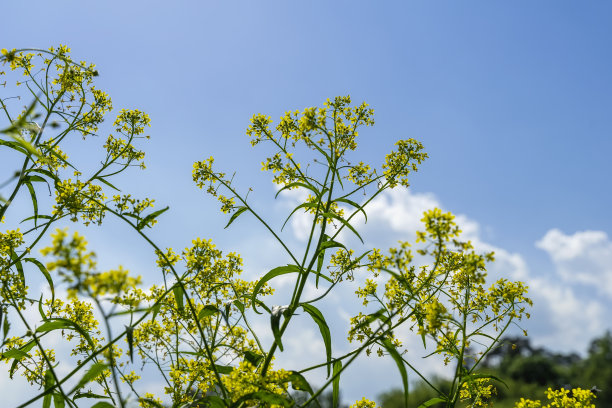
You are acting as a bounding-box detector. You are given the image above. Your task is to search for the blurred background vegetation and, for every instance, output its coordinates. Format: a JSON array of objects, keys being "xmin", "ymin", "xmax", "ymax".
[{"xmin": 376, "ymin": 331, "xmax": 612, "ymax": 407}]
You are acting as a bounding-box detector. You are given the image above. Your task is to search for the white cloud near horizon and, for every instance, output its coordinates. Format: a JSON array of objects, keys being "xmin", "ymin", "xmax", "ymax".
[{"xmin": 536, "ymin": 229, "xmax": 612, "ymax": 298}]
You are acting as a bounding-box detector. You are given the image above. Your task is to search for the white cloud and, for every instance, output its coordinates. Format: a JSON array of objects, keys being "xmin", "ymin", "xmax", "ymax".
[{"xmin": 536, "ymin": 229, "xmax": 612, "ymax": 297}]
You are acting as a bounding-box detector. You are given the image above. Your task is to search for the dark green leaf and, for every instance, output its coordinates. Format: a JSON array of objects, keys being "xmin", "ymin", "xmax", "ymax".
[
  {"xmin": 173, "ymin": 285, "xmax": 184, "ymax": 312},
  {"xmin": 274, "ymin": 181, "xmax": 322, "ymax": 200},
  {"xmin": 212, "ymin": 364, "xmax": 234, "ymax": 375},
  {"xmin": 281, "ymin": 202, "xmax": 320, "ymax": 231},
  {"xmin": 335, "ymin": 197, "xmax": 367, "ymax": 223},
  {"xmin": 225, "ymin": 206, "xmax": 248, "ymax": 229},
  {"xmin": 301, "ymin": 304, "xmax": 332, "ymax": 377},
  {"xmin": 417, "ymin": 397, "xmax": 446, "ymax": 408},
  {"xmin": 198, "ymin": 304, "xmax": 220, "ymax": 320},
  {"xmin": 93, "ymin": 176, "xmax": 120, "ymax": 192},
  {"xmin": 126, "ymin": 325, "xmax": 134, "ymax": 363},
  {"xmin": 231, "ymin": 390, "xmax": 293, "ymax": 407},
  {"xmin": 25, "ymin": 257, "xmax": 55, "ymax": 301},
  {"xmin": 137, "ymin": 206, "xmax": 169, "ymax": 230},
  {"xmin": 332, "ymin": 360, "xmax": 342, "ymax": 408},
  {"xmin": 251, "ymin": 265, "xmax": 301, "ymax": 314},
  {"xmin": 70, "ymin": 363, "xmax": 108, "ymax": 394},
  {"xmin": 270, "ymin": 306, "xmax": 289, "ymax": 352},
  {"xmin": 321, "ymin": 211, "xmax": 363, "ymax": 243},
  {"xmin": 43, "ymin": 369, "xmax": 55, "ymax": 408},
  {"xmin": 52, "ymin": 392, "xmax": 65, "ymax": 408},
  {"xmin": 381, "ymin": 338, "xmax": 409, "ymax": 408},
  {"xmin": 91, "ymin": 402, "xmax": 117, "ymax": 408},
  {"xmin": 244, "ymin": 350, "xmax": 263, "ymax": 367},
  {"xmin": 195, "ymin": 395, "xmax": 226, "ymax": 408}
]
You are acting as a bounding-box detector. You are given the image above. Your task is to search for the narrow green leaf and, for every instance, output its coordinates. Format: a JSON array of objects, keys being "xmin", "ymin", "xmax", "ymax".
[
  {"xmin": 35, "ymin": 318, "xmax": 96, "ymax": 348},
  {"xmin": 275, "ymin": 181, "xmax": 322, "ymax": 200},
  {"xmin": 381, "ymin": 338, "xmax": 409, "ymax": 408},
  {"xmin": 281, "ymin": 201, "xmax": 320, "ymax": 231},
  {"xmin": 70, "ymin": 362, "xmax": 108, "ymax": 394},
  {"xmin": 195, "ymin": 395, "xmax": 226, "ymax": 408},
  {"xmin": 173, "ymin": 285, "xmax": 184, "ymax": 312},
  {"xmin": 231, "ymin": 390, "xmax": 293, "ymax": 407},
  {"xmin": 288, "ymin": 371, "xmax": 317, "ymax": 404},
  {"xmin": 335, "ymin": 197, "xmax": 368, "ymax": 223},
  {"xmin": 270, "ymin": 305, "xmax": 289, "ymax": 352},
  {"xmin": 93, "ymin": 176, "xmax": 120, "ymax": 192},
  {"xmin": 139, "ymin": 398, "xmax": 165, "ymax": 408},
  {"xmin": 25, "ymin": 257, "xmax": 55, "ymax": 301},
  {"xmin": 43, "ymin": 369, "xmax": 55, "ymax": 408},
  {"xmin": 244, "ymin": 350, "xmax": 264, "ymax": 367},
  {"xmin": 198, "ymin": 304, "xmax": 220, "ymax": 320},
  {"xmin": 212, "ymin": 364, "xmax": 234, "ymax": 375},
  {"xmin": 90, "ymin": 402, "xmax": 116, "ymax": 408},
  {"xmin": 137, "ymin": 206, "xmax": 169, "ymax": 230},
  {"xmin": 2, "ymin": 314, "xmax": 9, "ymax": 340},
  {"xmin": 225, "ymin": 206, "xmax": 248, "ymax": 229},
  {"xmin": 126, "ymin": 325, "xmax": 134, "ymax": 363},
  {"xmin": 251, "ymin": 265, "xmax": 301, "ymax": 314},
  {"xmin": 74, "ymin": 392, "xmax": 112, "ymax": 400},
  {"xmin": 36, "ymin": 320, "xmax": 73, "ymax": 333},
  {"xmin": 321, "ymin": 211, "xmax": 363, "ymax": 243},
  {"xmin": 332, "ymin": 360, "xmax": 342, "ymax": 408},
  {"xmin": 301, "ymin": 304, "xmax": 332, "ymax": 377},
  {"xmin": 417, "ymin": 397, "xmax": 446, "ymax": 408},
  {"xmin": 52, "ymin": 392, "xmax": 65, "ymax": 408}
]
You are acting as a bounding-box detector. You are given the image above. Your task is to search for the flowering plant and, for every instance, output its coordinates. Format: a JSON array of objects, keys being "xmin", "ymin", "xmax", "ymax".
[{"xmin": 0, "ymin": 47, "xmax": 588, "ymax": 408}]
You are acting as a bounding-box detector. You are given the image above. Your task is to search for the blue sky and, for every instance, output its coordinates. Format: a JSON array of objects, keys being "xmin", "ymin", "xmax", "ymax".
[{"xmin": 2, "ymin": 1, "xmax": 612, "ymax": 405}]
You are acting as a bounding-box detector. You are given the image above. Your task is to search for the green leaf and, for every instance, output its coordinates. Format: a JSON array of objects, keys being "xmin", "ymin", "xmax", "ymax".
[
  {"xmin": 198, "ymin": 304, "xmax": 220, "ymax": 320},
  {"xmin": 225, "ymin": 206, "xmax": 248, "ymax": 228},
  {"xmin": 274, "ymin": 181, "xmax": 322, "ymax": 200},
  {"xmin": 126, "ymin": 325, "xmax": 134, "ymax": 363},
  {"xmin": 2, "ymin": 339, "xmax": 36, "ymax": 360},
  {"xmin": 35, "ymin": 318, "xmax": 96, "ymax": 348},
  {"xmin": 281, "ymin": 201, "xmax": 320, "ymax": 231},
  {"xmin": 36, "ymin": 320, "xmax": 74, "ymax": 333},
  {"xmin": 139, "ymin": 398, "xmax": 164, "ymax": 408},
  {"xmin": 212, "ymin": 364, "xmax": 234, "ymax": 375},
  {"xmin": 270, "ymin": 306, "xmax": 289, "ymax": 352},
  {"xmin": 288, "ymin": 371, "xmax": 318, "ymax": 406},
  {"xmin": 52, "ymin": 392, "xmax": 65, "ymax": 408},
  {"xmin": 195, "ymin": 395, "xmax": 226, "ymax": 408},
  {"xmin": 301, "ymin": 304, "xmax": 332, "ymax": 377},
  {"xmin": 69, "ymin": 362, "xmax": 108, "ymax": 394},
  {"xmin": 91, "ymin": 402, "xmax": 117, "ymax": 408},
  {"xmin": 321, "ymin": 211, "xmax": 363, "ymax": 243},
  {"xmin": 244, "ymin": 350, "xmax": 264, "ymax": 367},
  {"xmin": 332, "ymin": 360, "xmax": 342, "ymax": 408},
  {"xmin": 251, "ymin": 265, "xmax": 301, "ymax": 314},
  {"xmin": 24, "ymin": 257, "xmax": 55, "ymax": 301},
  {"xmin": 2, "ymin": 314, "xmax": 9, "ymax": 340},
  {"xmin": 43, "ymin": 369, "xmax": 55, "ymax": 408},
  {"xmin": 417, "ymin": 397, "xmax": 446, "ymax": 408},
  {"xmin": 137, "ymin": 206, "xmax": 169, "ymax": 230},
  {"xmin": 173, "ymin": 285, "xmax": 184, "ymax": 312},
  {"xmin": 335, "ymin": 197, "xmax": 368, "ymax": 223},
  {"xmin": 93, "ymin": 176, "xmax": 120, "ymax": 192},
  {"xmin": 381, "ymin": 337, "xmax": 409, "ymax": 408},
  {"xmin": 74, "ymin": 392, "xmax": 112, "ymax": 400},
  {"xmin": 231, "ymin": 390, "xmax": 293, "ymax": 407}
]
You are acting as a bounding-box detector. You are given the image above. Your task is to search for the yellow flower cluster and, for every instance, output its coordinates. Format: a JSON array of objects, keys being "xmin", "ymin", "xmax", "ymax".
[
  {"xmin": 54, "ymin": 179, "xmax": 107, "ymax": 225},
  {"xmin": 460, "ymin": 378, "xmax": 497, "ymax": 407},
  {"xmin": 350, "ymin": 397, "xmax": 380, "ymax": 408},
  {"xmin": 515, "ymin": 387, "xmax": 596, "ymax": 408}
]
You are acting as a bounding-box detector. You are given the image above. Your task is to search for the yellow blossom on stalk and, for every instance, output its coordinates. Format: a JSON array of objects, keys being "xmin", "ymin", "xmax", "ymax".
[
  {"xmin": 350, "ymin": 397, "xmax": 380, "ymax": 408},
  {"xmin": 514, "ymin": 387, "xmax": 596, "ymax": 408}
]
